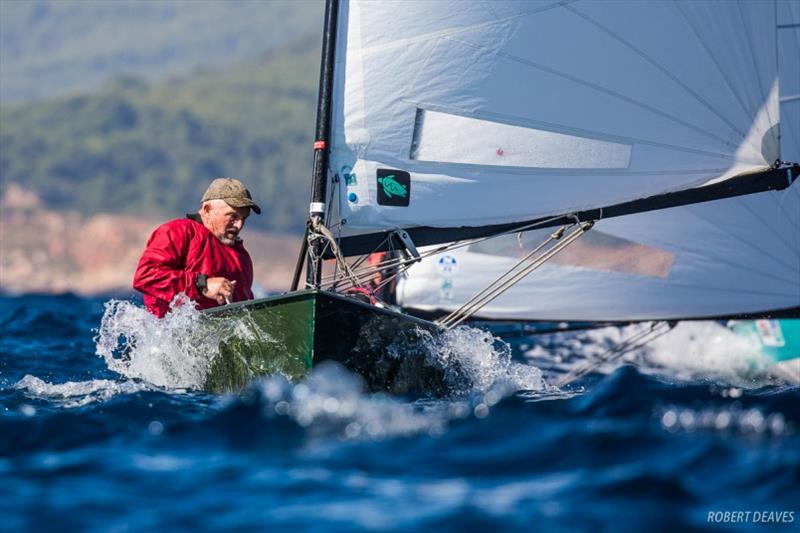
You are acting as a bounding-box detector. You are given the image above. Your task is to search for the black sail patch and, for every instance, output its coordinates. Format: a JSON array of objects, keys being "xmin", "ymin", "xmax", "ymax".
[{"xmin": 376, "ymin": 169, "xmax": 411, "ymax": 206}]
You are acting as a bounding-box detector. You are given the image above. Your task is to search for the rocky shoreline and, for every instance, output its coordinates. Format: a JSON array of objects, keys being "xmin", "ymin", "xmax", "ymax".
[{"xmin": 1, "ymin": 184, "xmax": 299, "ymax": 296}]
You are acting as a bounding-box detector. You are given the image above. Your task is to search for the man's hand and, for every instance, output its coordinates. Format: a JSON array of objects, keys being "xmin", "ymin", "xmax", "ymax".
[{"xmin": 203, "ymin": 277, "xmax": 237, "ymax": 305}]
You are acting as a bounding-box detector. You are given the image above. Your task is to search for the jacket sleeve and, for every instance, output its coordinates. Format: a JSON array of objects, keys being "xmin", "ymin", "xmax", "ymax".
[{"xmin": 133, "ymin": 223, "xmax": 203, "ymax": 303}]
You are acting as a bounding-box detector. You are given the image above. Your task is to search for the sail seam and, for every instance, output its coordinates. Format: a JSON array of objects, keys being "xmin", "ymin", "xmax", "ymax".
[
  {"xmin": 736, "ymin": 0, "xmax": 779, "ymax": 152},
  {"xmin": 673, "ymin": 0, "xmax": 768, "ymax": 154}
]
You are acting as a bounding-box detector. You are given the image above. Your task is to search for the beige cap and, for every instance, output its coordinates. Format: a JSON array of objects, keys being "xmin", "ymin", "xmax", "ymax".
[{"xmin": 201, "ymin": 177, "xmax": 261, "ymax": 214}]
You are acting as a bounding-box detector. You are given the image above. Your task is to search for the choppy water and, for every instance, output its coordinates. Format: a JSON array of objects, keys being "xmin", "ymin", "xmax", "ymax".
[{"xmin": 1, "ymin": 294, "xmax": 798, "ymax": 532}]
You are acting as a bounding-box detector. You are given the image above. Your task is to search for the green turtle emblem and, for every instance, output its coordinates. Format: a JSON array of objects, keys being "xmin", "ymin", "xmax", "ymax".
[{"xmin": 377, "ymin": 174, "xmax": 408, "ymax": 198}]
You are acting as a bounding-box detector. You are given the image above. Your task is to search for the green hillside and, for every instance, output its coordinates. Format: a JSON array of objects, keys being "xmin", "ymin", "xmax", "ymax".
[
  {"xmin": 1, "ymin": 38, "xmax": 321, "ymax": 232},
  {"xmin": 0, "ymin": 0, "xmax": 323, "ymax": 102}
]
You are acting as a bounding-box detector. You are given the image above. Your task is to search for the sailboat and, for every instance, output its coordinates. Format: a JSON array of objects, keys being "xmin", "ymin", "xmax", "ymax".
[
  {"xmin": 396, "ymin": 0, "xmax": 800, "ymax": 380},
  {"xmin": 204, "ymin": 0, "xmax": 799, "ymax": 393}
]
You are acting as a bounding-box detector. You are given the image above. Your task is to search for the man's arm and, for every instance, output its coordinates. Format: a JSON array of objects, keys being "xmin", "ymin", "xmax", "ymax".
[{"xmin": 133, "ymin": 223, "xmax": 204, "ymax": 303}]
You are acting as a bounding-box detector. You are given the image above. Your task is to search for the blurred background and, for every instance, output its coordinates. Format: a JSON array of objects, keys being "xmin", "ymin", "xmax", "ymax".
[{"xmin": 0, "ymin": 0, "xmax": 325, "ymax": 295}]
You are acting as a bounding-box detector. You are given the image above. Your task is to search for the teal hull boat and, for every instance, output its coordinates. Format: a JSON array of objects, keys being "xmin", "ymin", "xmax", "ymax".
[
  {"xmin": 203, "ymin": 290, "xmax": 452, "ymax": 394},
  {"xmin": 728, "ymin": 319, "xmax": 800, "ymax": 383}
]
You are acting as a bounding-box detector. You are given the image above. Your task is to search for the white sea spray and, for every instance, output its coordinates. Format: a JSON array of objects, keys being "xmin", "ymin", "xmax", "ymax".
[
  {"xmin": 527, "ymin": 321, "xmax": 780, "ymax": 387},
  {"xmin": 642, "ymin": 322, "xmax": 774, "ymax": 386},
  {"xmin": 13, "ymin": 375, "xmax": 148, "ymax": 408},
  {"xmin": 234, "ymin": 324, "xmax": 550, "ymax": 442},
  {"xmin": 414, "ymin": 325, "xmax": 547, "ymax": 394},
  {"xmin": 94, "ymin": 294, "xmax": 275, "ymax": 390}
]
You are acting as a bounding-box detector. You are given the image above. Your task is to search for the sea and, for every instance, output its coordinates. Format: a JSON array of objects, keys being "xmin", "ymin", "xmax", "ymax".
[{"xmin": 1, "ymin": 293, "xmax": 798, "ymax": 532}]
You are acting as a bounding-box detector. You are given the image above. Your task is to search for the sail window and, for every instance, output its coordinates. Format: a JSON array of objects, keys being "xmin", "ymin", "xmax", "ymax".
[{"xmin": 410, "ymin": 109, "xmax": 632, "ymax": 169}]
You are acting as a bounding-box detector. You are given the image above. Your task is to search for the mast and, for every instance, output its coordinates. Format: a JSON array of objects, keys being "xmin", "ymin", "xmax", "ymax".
[{"xmin": 292, "ymin": 0, "xmax": 339, "ymax": 290}]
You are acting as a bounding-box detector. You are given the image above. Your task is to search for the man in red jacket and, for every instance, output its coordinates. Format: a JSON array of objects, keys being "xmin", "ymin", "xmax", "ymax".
[{"xmin": 133, "ymin": 177, "xmax": 261, "ymax": 317}]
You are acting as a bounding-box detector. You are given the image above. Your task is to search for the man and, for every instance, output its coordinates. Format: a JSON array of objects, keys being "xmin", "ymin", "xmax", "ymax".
[{"xmin": 133, "ymin": 177, "xmax": 260, "ymax": 317}]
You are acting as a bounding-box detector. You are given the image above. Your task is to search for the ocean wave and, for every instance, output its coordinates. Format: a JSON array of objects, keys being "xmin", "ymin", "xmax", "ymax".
[{"xmin": 13, "ymin": 375, "xmax": 152, "ymax": 408}]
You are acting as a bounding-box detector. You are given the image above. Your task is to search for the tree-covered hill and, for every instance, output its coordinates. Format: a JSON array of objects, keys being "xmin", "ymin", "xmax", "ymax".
[
  {"xmin": 1, "ymin": 37, "xmax": 321, "ymax": 232},
  {"xmin": 0, "ymin": 0, "xmax": 323, "ymax": 102}
]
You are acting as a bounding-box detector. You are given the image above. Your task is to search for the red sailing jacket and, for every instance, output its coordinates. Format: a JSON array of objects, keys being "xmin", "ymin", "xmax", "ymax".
[{"xmin": 133, "ymin": 216, "xmax": 254, "ymax": 317}]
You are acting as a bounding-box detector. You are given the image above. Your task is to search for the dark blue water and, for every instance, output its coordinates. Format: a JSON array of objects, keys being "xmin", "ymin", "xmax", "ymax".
[{"xmin": 1, "ymin": 294, "xmax": 798, "ymax": 532}]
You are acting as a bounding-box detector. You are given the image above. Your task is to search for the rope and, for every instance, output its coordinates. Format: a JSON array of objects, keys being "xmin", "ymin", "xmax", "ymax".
[
  {"xmin": 320, "ymin": 214, "xmax": 567, "ymax": 289},
  {"xmin": 308, "ymin": 222, "xmax": 362, "ymax": 290},
  {"xmin": 438, "ymin": 222, "xmax": 594, "ymax": 329},
  {"xmin": 552, "ymin": 321, "xmax": 676, "ymax": 387}
]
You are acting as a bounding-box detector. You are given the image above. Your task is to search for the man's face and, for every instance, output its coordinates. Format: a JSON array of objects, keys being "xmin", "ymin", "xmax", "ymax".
[{"xmin": 201, "ymin": 202, "xmax": 250, "ymax": 245}]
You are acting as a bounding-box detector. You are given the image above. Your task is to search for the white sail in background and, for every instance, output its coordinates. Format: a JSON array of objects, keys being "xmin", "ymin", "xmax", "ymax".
[
  {"xmin": 328, "ymin": 0, "xmax": 780, "ymax": 240},
  {"xmin": 397, "ymin": 1, "xmax": 800, "ymax": 322}
]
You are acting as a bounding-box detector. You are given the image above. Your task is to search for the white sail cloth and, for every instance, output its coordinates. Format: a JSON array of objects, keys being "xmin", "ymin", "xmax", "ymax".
[
  {"xmin": 396, "ymin": 181, "xmax": 799, "ymax": 321},
  {"xmin": 778, "ymin": 0, "xmax": 799, "ymax": 162},
  {"xmin": 328, "ymin": 0, "xmax": 780, "ymax": 238},
  {"xmin": 396, "ymin": 1, "xmax": 800, "ymax": 322}
]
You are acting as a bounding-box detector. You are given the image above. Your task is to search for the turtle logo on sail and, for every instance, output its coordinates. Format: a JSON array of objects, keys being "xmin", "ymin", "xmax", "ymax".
[
  {"xmin": 376, "ymin": 169, "xmax": 411, "ymax": 206},
  {"xmin": 378, "ymin": 175, "xmax": 407, "ymax": 198}
]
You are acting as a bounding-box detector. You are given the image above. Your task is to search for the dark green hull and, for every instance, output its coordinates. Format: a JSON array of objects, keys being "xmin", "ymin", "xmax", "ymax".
[{"xmin": 203, "ymin": 290, "xmax": 448, "ymax": 394}]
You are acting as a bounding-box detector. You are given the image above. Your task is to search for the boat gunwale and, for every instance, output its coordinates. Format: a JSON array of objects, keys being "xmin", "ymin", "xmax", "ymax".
[{"xmin": 205, "ymin": 289, "xmax": 442, "ymax": 330}]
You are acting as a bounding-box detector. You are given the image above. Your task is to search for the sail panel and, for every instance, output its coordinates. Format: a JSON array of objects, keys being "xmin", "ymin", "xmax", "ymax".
[
  {"xmin": 329, "ymin": 0, "xmax": 780, "ymax": 242},
  {"xmin": 778, "ymin": 0, "xmax": 800, "ymax": 163},
  {"xmin": 397, "ymin": 182, "xmax": 800, "ymax": 322}
]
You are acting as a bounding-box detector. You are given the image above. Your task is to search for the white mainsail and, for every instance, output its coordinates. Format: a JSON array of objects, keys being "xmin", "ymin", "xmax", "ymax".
[
  {"xmin": 327, "ymin": 0, "xmax": 781, "ymax": 245},
  {"xmin": 396, "ymin": 0, "xmax": 800, "ymax": 322}
]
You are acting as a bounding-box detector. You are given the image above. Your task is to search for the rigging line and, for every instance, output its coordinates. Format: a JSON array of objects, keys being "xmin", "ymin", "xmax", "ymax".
[
  {"xmin": 313, "ymin": 223, "xmax": 362, "ymax": 290},
  {"xmin": 440, "ymin": 224, "xmax": 591, "ymax": 328},
  {"xmin": 327, "ymin": 214, "xmax": 569, "ymax": 285},
  {"xmin": 443, "ymin": 230, "xmax": 573, "ymax": 322},
  {"xmin": 437, "ymin": 227, "xmax": 568, "ymax": 327},
  {"xmin": 737, "ymin": 0, "xmax": 779, "ymax": 145},
  {"xmin": 442, "ymin": 225, "xmax": 591, "ymax": 329},
  {"xmin": 473, "ymin": 45, "xmax": 739, "ymax": 151},
  {"xmin": 340, "ymin": 233, "xmax": 395, "ymax": 281},
  {"xmin": 673, "ymin": 0, "xmax": 768, "ymax": 145},
  {"xmin": 372, "ymin": 260, "xmax": 417, "ymax": 299},
  {"xmin": 553, "ymin": 322, "xmax": 674, "ymax": 387},
  {"xmin": 553, "ymin": 324, "xmax": 663, "ymax": 385},
  {"xmin": 565, "ymin": 2, "xmax": 749, "ymax": 141},
  {"xmin": 436, "ymin": 225, "xmax": 575, "ymax": 326},
  {"xmin": 329, "ymin": 213, "xmax": 574, "ymax": 289}
]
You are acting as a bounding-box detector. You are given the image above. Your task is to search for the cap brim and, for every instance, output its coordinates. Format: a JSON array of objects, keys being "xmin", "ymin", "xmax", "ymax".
[{"xmin": 224, "ymin": 198, "xmax": 261, "ymax": 214}]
